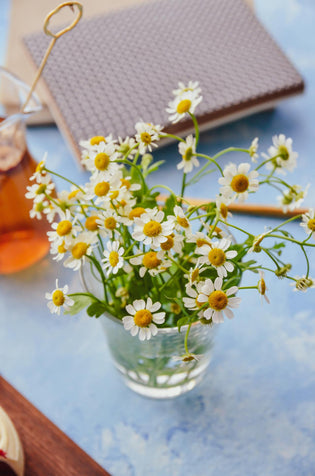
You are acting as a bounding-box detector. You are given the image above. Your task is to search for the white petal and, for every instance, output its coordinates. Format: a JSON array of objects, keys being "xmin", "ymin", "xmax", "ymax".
[
  {"xmin": 146, "ymin": 297, "xmax": 153, "ymax": 309},
  {"xmin": 149, "ymin": 323, "xmax": 158, "ymax": 336},
  {"xmin": 125, "ymin": 304, "xmax": 136, "ymax": 315},
  {"xmin": 226, "ymin": 250, "xmax": 237, "ymax": 259},
  {"xmin": 214, "ymin": 277, "xmax": 222, "ymax": 290},
  {"xmin": 212, "ymin": 311, "xmax": 224, "ymax": 323},
  {"xmin": 197, "ymin": 293, "xmax": 208, "ymax": 303},
  {"xmin": 130, "ymin": 326, "xmax": 139, "ymax": 336},
  {"xmin": 224, "ymin": 261, "xmax": 234, "ymax": 272},
  {"xmin": 186, "ymin": 285, "xmax": 197, "ymax": 298},
  {"xmin": 238, "ymin": 162, "xmax": 251, "ymax": 174},
  {"xmin": 134, "ymin": 299, "xmax": 145, "ymax": 311},
  {"xmin": 139, "ymin": 328, "xmax": 147, "ymax": 341},
  {"xmin": 224, "ymin": 307, "xmax": 234, "ymax": 319},
  {"xmin": 226, "ymin": 286, "xmax": 238, "ymax": 296},
  {"xmin": 152, "ymin": 312, "xmax": 165, "ymax": 324},
  {"xmin": 150, "ymin": 301, "xmax": 161, "ymax": 312},
  {"xmin": 228, "ymin": 297, "xmax": 241, "ymax": 308},
  {"xmin": 123, "ymin": 316, "xmax": 134, "ymax": 330}
]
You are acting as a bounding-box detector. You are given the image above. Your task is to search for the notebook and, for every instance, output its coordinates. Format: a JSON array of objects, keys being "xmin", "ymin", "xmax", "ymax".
[{"xmin": 23, "ymin": 0, "xmax": 304, "ymax": 162}]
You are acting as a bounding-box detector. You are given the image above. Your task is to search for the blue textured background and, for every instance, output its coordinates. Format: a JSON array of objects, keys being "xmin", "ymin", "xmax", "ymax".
[{"xmin": 0, "ymin": 1, "xmax": 315, "ymax": 475}]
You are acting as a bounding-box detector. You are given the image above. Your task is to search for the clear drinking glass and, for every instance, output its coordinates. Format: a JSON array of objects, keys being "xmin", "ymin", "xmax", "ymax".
[
  {"xmin": 81, "ymin": 265, "xmax": 216, "ymax": 399},
  {"xmin": 0, "ymin": 67, "xmax": 51, "ymax": 274}
]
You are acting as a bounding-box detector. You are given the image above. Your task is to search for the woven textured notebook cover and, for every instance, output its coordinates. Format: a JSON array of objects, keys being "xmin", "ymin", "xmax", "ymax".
[{"xmin": 23, "ymin": 0, "xmax": 304, "ymax": 161}]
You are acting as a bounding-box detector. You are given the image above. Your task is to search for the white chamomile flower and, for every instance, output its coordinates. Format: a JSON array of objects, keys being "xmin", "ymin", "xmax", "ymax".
[
  {"xmin": 130, "ymin": 250, "xmax": 171, "ymax": 277},
  {"xmin": 30, "ymin": 199, "xmax": 49, "ymax": 220},
  {"xmin": 102, "ymin": 241, "xmax": 125, "ymax": 276},
  {"xmin": 47, "ymin": 209, "xmax": 78, "ymax": 247},
  {"xmin": 168, "ymin": 205, "xmax": 192, "ymax": 234},
  {"xmin": 159, "ymin": 233, "xmax": 184, "ymax": 255},
  {"xmin": 135, "ymin": 122, "xmax": 161, "ymax": 154},
  {"xmin": 177, "ymin": 135, "xmax": 199, "ymax": 173},
  {"xmin": 197, "ymin": 277, "xmax": 241, "ymax": 323},
  {"xmin": 198, "ymin": 238, "xmax": 237, "ymax": 278},
  {"xmin": 119, "ymin": 175, "xmax": 141, "ymax": 193},
  {"xmin": 278, "ymin": 184, "xmax": 309, "ymax": 213},
  {"xmin": 123, "ymin": 298, "xmax": 166, "ymax": 341},
  {"xmin": 25, "ymin": 174, "xmax": 55, "ymax": 203},
  {"xmin": 84, "ymin": 174, "xmax": 120, "ymax": 204},
  {"xmin": 80, "ymin": 134, "xmax": 115, "ymax": 154},
  {"xmin": 30, "ymin": 153, "xmax": 47, "ymax": 182},
  {"xmin": 84, "ymin": 141, "xmax": 118, "ymax": 176},
  {"xmin": 172, "ymin": 81, "xmax": 202, "ymax": 98},
  {"xmin": 50, "ymin": 239, "xmax": 68, "ymax": 262},
  {"xmin": 116, "ymin": 136, "xmax": 137, "ymax": 158},
  {"xmin": 63, "ymin": 232, "xmax": 96, "ymax": 271},
  {"xmin": 45, "ymin": 279, "xmax": 74, "ymax": 315},
  {"xmin": 187, "ymin": 231, "xmax": 212, "ymax": 248},
  {"xmin": 215, "ymin": 195, "xmax": 233, "ymax": 221},
  {"xmin": 218, "ymin": 162, "xmax": 259, "ymax": 202},
  {"xmin": 263, "ymin": 134, "xmax": 298, "ymax": 174},
  {"xmin": 257, "ymin": 270, "xmax": 270, "ymax": 304},
  {"xmin": 300, "ymin": 208, "xmax": 315, "ymax": 239},
  {"xmin": 184, "ymin": 259, "xmax": 206, "ymax": 286},
  {"xmin": 167, "ymin": 87, "xmax": 202, "ymax": 124},
  {"xmin": 132, "ymin": 208, "xmax": 174, "ymax": 247},
  {"xmin": 249, "ymin": 137, "xmax": 259, "ymax": 162},
  {"xmin": 291, "ymin": 275, "xmax": 315, "ymax": 292},
  {"xmin": 183, "ymin": 281, "xmax": 207, "ymax": 315},
  {"xmin": 96, "ymin": 210, "xmax": 121, "ymax": 237},
  {"xmin": 121, "ymin": 206, "xmax": 147, "ymax": 226}
]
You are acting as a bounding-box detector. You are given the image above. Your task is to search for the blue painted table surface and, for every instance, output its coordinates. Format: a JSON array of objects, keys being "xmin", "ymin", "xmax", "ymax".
[{"xmin": 1, "ymin": 1, "xmax": 315, "ymax": 475}]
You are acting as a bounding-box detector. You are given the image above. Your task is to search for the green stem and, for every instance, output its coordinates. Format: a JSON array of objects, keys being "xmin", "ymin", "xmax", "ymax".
[
  {"xmin": 189, "ymin": 112, "xmax": 199, "ymax": 146},
  {"xmin": 184, "ymin": 322, "xmax": 192, "ymax": 354},
  {"xmin": 44, "ymin": 168, "xmax": 85, "ymax": 193}
]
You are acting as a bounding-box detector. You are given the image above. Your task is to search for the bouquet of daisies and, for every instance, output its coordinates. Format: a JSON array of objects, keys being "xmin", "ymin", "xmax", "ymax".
[{"xmin": 27, "ymin": 81, "xmax": 314, "ymax": 357}]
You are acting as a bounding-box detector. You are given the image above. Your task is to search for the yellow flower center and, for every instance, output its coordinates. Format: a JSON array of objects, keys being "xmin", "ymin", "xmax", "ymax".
[
  {"xmin": 208, "ymin": 248, "xmax": 226, "ymax": 267},
  {"xmin": 35, "ymin": 202, "xmax": 45, "ymax": 212},
  {"xmin": 110, "ymin": 190, "xmax": 119, "ymax": 200},
  {"xmin": 109, "ymin": 251, "xmax": 119, "ymax": 267},
  {"xmin": 219, "ymin": 203, "xmax": 228, "ymax": 219},
  {"xmin": 307, "ymin": 218, "xmax": 315, "ymax": 232},
  {"xmin": 104, "ymin": 217, "xmax": 117, "ymax": 230},
  {"xmin": 258, "ymin": 278, "xmax": 266, "ymax": 295},
  {"xmin": 56, "ymin": 220, "xmax": 72, "ymax": 236},
  {"xmin": 183, "ymin": 147, "xmax": 193, "ymax": 162},
  {"xmin": 121, "ymin": 178, "xmax": 131, "ymax": 189},
  {"xmin": 191, "ymin": 268, "xmax": 199, "ymax": 282},
  {"xmin": 142, "ymin": 251, "xmax": 161, "ymax": 269},
  {"xmin": 90, "ymin": 135, "xmax": 106, "ymax": 146},
  {"xmin": 230, "ymin": 174, "xmax": 249, "ymax": 193},
  {"xmin": 58, "ymin": 241, "xmax": 67, "ymax": 254},
  {"xmin": 85, "ymin": 216, "xmax": 98, "ymax": 231},
  {"xmin": 94, "ymin": 153, "xmax": 110, "ymax": 171},
  {"xmin": 71, "ymin": 242, "xmax": 89, "ymax": 259},
  {"xmin": 176, "ymin": 216, "xmax": 189, "ymax": 228},
  {"xmin": 143, "ymin": 220, "xmax": 162, "ymax": 237},
  {"xmin": 129, "ymin": 207, "xmax": 146, "ymax": 220},
  {"xmin": 133, "ymin": 309, "xmax": 153, "ymax": 327},
  {"xmin": 140, "ymin": 132, "xmax": 152, "ymax": 145},
  {"xmin": 118, "ymin": 199, "xmax": 127, "ymax": 208},
  {"xmin": 196, "ymin": 238, "xmax": 210, "ymax": 247},
  {"xmin": 278, "ymin": 145, "xmax": 289, "ymax": 161},
  {"xmin": 160, "ymin": 235, "xmax": 174, "ymax": 251},
  {"xmin": 208, "ymin": 290, "xmax": 228, "ymax": 310},
  {"xmin": 36, "ymin": 184, "xmax": 47, "ymax": 194},
  {"xmin": 35, "ymin": 160, "xmax": 45, "ymax": 173},
  {"xmin": 94, "ymin": 181, "xmax": 110, "ymax": 197},
  {"xmin": 171, "ymin": 302, "xmax": 181, "ymax": 314},
  {"xmin": 52, "ymin": 289, "xmax": 65, "ymax": 306},
  {"xmin": 176, "ymin": 99, "xmax": 191, "ymax": 114},
  {"xmin": 68, "ymin": 189, "xmax": 80, "ymax": 200}
]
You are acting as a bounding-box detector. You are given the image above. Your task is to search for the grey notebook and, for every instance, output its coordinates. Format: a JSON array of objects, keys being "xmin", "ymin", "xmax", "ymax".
[{"xmin": 23, "ymin": 0, "xmax": 304, "ymax": 161}]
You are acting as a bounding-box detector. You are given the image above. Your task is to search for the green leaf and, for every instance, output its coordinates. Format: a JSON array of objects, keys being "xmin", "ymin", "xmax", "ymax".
[
  {"xmin": 64, "ymin": 294, "xmax": 95, "ymax": 315},
  {"xmin": 86, "ymin": 301, "xmax": 108, "ymax": 318}
]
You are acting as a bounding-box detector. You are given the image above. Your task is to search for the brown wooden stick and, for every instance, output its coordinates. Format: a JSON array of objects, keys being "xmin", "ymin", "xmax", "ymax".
[{"xmin": 158, "ymin": 194, "xmax": 308, "ymax": 218}]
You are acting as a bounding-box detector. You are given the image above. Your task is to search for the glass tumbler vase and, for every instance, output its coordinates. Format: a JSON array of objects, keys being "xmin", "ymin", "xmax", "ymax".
[{"xmin": 0, "ymin": 67, "xmax": 51, "ymax": 274}]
